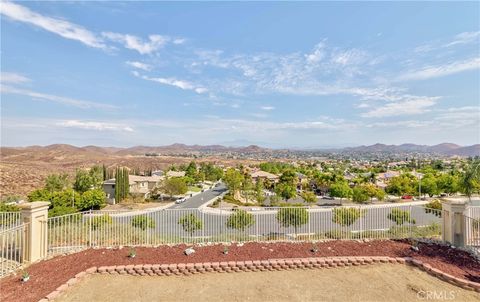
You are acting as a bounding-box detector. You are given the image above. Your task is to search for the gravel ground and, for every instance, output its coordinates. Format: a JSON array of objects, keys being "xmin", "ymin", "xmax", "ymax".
[
  {"xmin": 57, "ymin": 264, "xmax": 480, "ymax": 302},
  {"xmin": 1, "ymin": 240, "xmax": 479, "ymax": 302}
]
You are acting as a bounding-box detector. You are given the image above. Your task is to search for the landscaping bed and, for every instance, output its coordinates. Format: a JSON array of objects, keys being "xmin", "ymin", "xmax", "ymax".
[{"xmin": 1, "ymin": 240, "xmax": 479, "ymax": 302}]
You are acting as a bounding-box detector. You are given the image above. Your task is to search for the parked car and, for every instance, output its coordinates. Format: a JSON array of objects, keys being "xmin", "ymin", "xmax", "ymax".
[
  {"xmin": 322, "ymin": 196, "xmax": 335, "ymax": 200},
  {"xmin": 175, "ymin": 198, "xmax": 187, "ymax": 204},
  {"xmin": 401, "ymin": 195, "xmax": 413, "ymax": 200}
]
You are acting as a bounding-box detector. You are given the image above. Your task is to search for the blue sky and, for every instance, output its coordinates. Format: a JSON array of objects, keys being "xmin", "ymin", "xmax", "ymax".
[{"xmin": 1, "ymin": 1, "xmax": 479, "ymax": 148}]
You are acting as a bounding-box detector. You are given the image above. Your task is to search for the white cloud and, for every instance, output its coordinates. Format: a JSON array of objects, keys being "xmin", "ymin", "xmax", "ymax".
[
  {"xmin": 361, "ymin": 97, "xmax": 439, "ymax": 118},
  {"xmin": 133, "ymin": 73, "xmax": 208, "ymax": 94},
  {"xmin": 125, "ymin": 61, "xmax": 152, "ymax": 71},
  {"xmin": 398, "ymin": 57, "xmax": 480, "ymax": 81},
  {"xmin": 173, "ymin": 38, "xmax": 186, "ymax": 45},
  {"xmin": 305, "ymin": 42, "xmax": 326, "ymax": 63},
  {"xmin": 260, "ymin": 106, "xmax": 275, "ymax": 111},
  {"xmin": 1, "ymin": 1, "xmax": 105, "ymax": 49},
  {"xmin": 444, "ymin": 31, "xmax": 480, "ymax": 47},
  {"xmin": 102, "ymin": 32, "xmax": 169, "ymax": 54},
  {"xmin": 1, "ymin": 72, "xmax": 30, "ymax": 84},
  {"xmin": 56, "ymin": 120, "xmax": 133, "ymax": 132},
  {"xmin": 0, "ymin": 85, "xmax": 118, "ymax": 110}
]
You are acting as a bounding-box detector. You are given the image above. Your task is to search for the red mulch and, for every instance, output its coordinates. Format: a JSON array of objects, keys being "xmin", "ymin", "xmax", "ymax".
[{"xmin": 1, "ymin": 240, "xmax": 479, "ymax": 302}]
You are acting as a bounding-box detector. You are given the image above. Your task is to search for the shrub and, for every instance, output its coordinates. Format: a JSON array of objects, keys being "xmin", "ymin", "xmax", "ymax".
[
  {"xmin": 226, "ymin": 209, "xmax": 255, "ymax": 232},
  {"xmin": 178, "ymin": 214, "xmax": 203, "ymax": 236},
  {"xmin": 91, "ymin": 214, "xmax": 113, "ymax": 230},
  {"xmin": 276, "ymin": 207, "xmax": 309, "ymax": 235},
  {"xmin": 424, "ymin": 199, "xmax": 442, "ymax": 217},
  {"xmin": 131, "ymin": 215, "xmax": 156, "ymax": 230},
  {"xmin": 77, "ymin": 189, "xmax": 106, "ymax": 210},
  {"xmin": 48, "ymin": 206, "xmax": 79, "ymax": 218},
  {"xmin": 332, "ymin": 207, "xmax": 364, "ymax": 227},
  {"xmin": 387, "ymin": 208, "xmax": 416, "ymax": 225}
]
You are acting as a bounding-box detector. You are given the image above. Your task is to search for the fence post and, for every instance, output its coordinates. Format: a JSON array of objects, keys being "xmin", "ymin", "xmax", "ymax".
[
  {"xmin": 442, "ymin": 199, "xmax": 467, "ymax": 247},
  {"xmin": 19, "ymin": 201, "xmax": 50, "ymax": 263},
  {"xmin": 88, "ymin": 210, "xmax": 92, "ymax": 248}
]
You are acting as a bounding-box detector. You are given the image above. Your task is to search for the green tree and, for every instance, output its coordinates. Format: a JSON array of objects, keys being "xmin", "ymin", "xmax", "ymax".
[
  {"xmin": 241, "ymin": 175, "xmax": 254, "ymax": 203},
  {"xmin": 28, "ymin": 188, "xmax": 52, "ymax": 202},
  {"xmin": 329, "ymin": 182, "xmax": 352, "ymax": 200},
  {"xmin": 352, "ymin": 187, "xmax": 369, "ymax": 203},
  {"xmin": 114, "ymin": 167, "xmax": 130, "ymax": 202},
  {"xmin": 45, "ymin": 173, "xmax": 70, "ymax": 193},
  {"xmin": 254, "ymin": 179, "xmax": 265, "ymax": 204},
  {"xmin": 74, "ymin": 166, "xmax": 103, "ymax": 194},
  {"xmin": 420, "ymin": 174, "xmax": 439, "ymax": 197},
  {"xmin": 361, "ymin": 183, "xmax": 385, "ymax": 202},
  {"xmin": 275, "ymin": 183, "xmax": 297, "ymax": 200},
  {"xmin": 178, "ymin": 214, "xmax": 203, "ymax": 237},
  {"xmin": 387, "ymin": 208, "xmax": 416, "ymax": 225},
  {"xmin": 279, "ymin": 170, "xmax": 297, "ymax": 186},
  {"xmin": 77, "ymin": 189, "xmax": 106, "ymax": 210},
  {"xmin": 51, "ymin": 189, "xmax": 80, "ymax": 209},
  {"xmin": 332, "ymin": 207, "xmax": 364, "ymax": 227},
  {"xmin": 386, "ymin": 174, "xmax": 418, "ymax": 196},
  {"xmin": 276, "ymin": 207, "xmax": 309, "ymax": 236},
  {"xmin": 223, "ymin": 168, "xmax": 244, "ymax": 196},
  {"xmin": 301, "ymin": 191, "xmax": 317, "ymax": 204},
  {"xmin": 226, "ymin": 209, "xmax": 255, "ymax": 232},
  {"xmin": 185, "ymin": 161, "xmax": 197, "ymax": 179},
  {"xmin": 162, "ymin": 177, "xmax": 188, "ymax": 197},
  {"xmin": 132, "ymin": 215, "xmax": 156, "ymax": 230},
  {"xmin": 436, "ymin": 173, "xmax": 460, "ymax": 195}
]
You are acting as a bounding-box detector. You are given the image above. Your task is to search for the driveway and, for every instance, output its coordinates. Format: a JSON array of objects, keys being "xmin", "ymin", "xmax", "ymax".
[{"xmin": 168, "ymin": 183, "xmax": 227, "ymax": 209}]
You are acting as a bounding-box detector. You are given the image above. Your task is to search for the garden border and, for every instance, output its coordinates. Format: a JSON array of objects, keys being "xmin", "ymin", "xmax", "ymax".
[{"xmin": 39, "ymin": 256, "xmax": 480, "ymax": 301}]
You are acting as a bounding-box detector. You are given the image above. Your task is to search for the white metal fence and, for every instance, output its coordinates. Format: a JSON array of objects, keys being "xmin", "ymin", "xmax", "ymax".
[
  {"xmin": 45, "ymin": 204, "xmax": 442, "ymax": 256},
  {"xmin": 0, "ymin": 212, "xmax": 22, "ymax": 230},
  {"xmin": 0, "ymin": 223, "xmax": 28, "ymax": 277}
]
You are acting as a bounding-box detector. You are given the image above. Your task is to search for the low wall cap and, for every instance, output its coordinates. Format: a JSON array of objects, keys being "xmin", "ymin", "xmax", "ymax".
[{"xmin": 19, "ymin": 201, "xmax": 51, "ymax": 209}]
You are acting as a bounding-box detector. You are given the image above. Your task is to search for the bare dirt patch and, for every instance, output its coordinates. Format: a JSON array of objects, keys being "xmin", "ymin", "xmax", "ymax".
[
  {"xmin": 57, "ymin": 264, "xmax": 480, "ymax": 302},
  {"xmin": 1, "ymin": 240, "xmax": 479, "ymax": 302}
]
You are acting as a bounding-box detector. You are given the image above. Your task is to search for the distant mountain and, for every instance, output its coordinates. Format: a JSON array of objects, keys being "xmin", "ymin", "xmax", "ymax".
[
  {"xmin": 342, "ymin": 143, "xmax": 479, "ymax": 157},
  {"xmin": 1, "ymin": 142, "xmax": 479, "ymax": 158}
]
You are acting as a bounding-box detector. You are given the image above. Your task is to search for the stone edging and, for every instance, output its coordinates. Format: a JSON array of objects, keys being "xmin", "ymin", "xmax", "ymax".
[{"xmin": 39, "ymin": 256, "xmax": 480, "ymax": 301}]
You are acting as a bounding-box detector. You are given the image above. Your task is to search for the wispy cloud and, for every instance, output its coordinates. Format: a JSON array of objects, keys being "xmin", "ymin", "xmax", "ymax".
[
  {"xmin": 0, "ymin": 85, "xmax": 118, "ymax": 110},
  {"xmin": 260, "ymin": 106, "xmax": 275, "ymax": 111},
  {"xmin": 398, "ymin": 57, "xmax": 480, "ymax": 81},
  {"xmin": 133, "ymin": 72, "xmax": 208, "ymax": 94},
  {"xmin": 1, "ymin": 1, "xmax": 106, "ymax": 49},
  {"xmin": 56, "ymin": 120, "xmax": 133, "ymax": 132},
  {"xmin": 102, "ymin": 32, "xmax": 169, "ymax": 54},
  {"xmin": 125, "ymin": 61, "xmax": 152, "ymax": 71},
  {"xmin": 1, "ymin": 72, "xmax": 30, "ymax": 84},
  {"xmin": 361, "ymin": 96, "xmax": 440, "ymax": 118},
  {"xmin": 444, "ymin": 31, "xmax": 480, "ymax": 47}
]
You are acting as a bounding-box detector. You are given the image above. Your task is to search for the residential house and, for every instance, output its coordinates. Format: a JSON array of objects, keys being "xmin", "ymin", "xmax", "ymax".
[
  {"xmin": 166, "ymin": 170, "xmax": 186, "ymax": 178},
  {"xmin": 103, "ymin": 175, "xmax": 164, "ymax": 203}
]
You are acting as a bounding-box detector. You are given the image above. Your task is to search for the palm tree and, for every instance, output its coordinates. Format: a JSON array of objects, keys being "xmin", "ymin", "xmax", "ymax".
[{"xmin": 461, "ymin": 159, "xmax": 480, "ymax": 202}]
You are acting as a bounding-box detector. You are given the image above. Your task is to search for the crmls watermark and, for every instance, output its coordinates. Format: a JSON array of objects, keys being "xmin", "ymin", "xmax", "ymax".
[{"xmin": 417, "ymin": 290, "xmax": 457, "ymax": 300}]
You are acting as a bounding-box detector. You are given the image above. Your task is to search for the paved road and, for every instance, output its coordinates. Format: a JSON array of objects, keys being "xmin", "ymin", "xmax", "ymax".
[{"xmin": 168, "ymin": 183, "xmax": 228, "ymax": 209}]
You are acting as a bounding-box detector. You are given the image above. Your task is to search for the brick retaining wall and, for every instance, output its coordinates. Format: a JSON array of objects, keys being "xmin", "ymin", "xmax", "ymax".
[{"xmin": 39, "ymin": 256, "xmax": 480, "ymax": 301}]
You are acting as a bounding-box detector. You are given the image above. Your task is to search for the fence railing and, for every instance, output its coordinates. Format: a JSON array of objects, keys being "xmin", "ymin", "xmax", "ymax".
[
  {"xmin": 0, "ymin": 212, "xmax": 22, "ymax": 230},
  {"xmin": 466, "ymin": 206, "xmax": 480, "ymax": 219},
  {"xmin": 0, "ymin": 223, "xmax": 28, "ymax": 277},
  {"xmin": 465, "ymin": 214, "xmax": 480, "ymax": 250},
  {"xmin": 45, "ymin": 204, "xmax": 442, "ymax": 255}
]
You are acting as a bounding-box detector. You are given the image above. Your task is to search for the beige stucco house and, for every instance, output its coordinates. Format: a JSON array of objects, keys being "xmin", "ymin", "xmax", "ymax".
[{"xmin": 103, "ymin": 175, "xmax": 164, "ymax": 203}]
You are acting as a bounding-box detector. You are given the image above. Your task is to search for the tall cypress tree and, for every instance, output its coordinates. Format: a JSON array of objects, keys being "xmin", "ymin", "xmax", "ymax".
[
  {"xmin": 115, "ymin": 167, "xmax": 120, "ymax": 202},
  {"xmin": 124, "ymin": 168, "xmax": 129, "ymax": 198}
]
